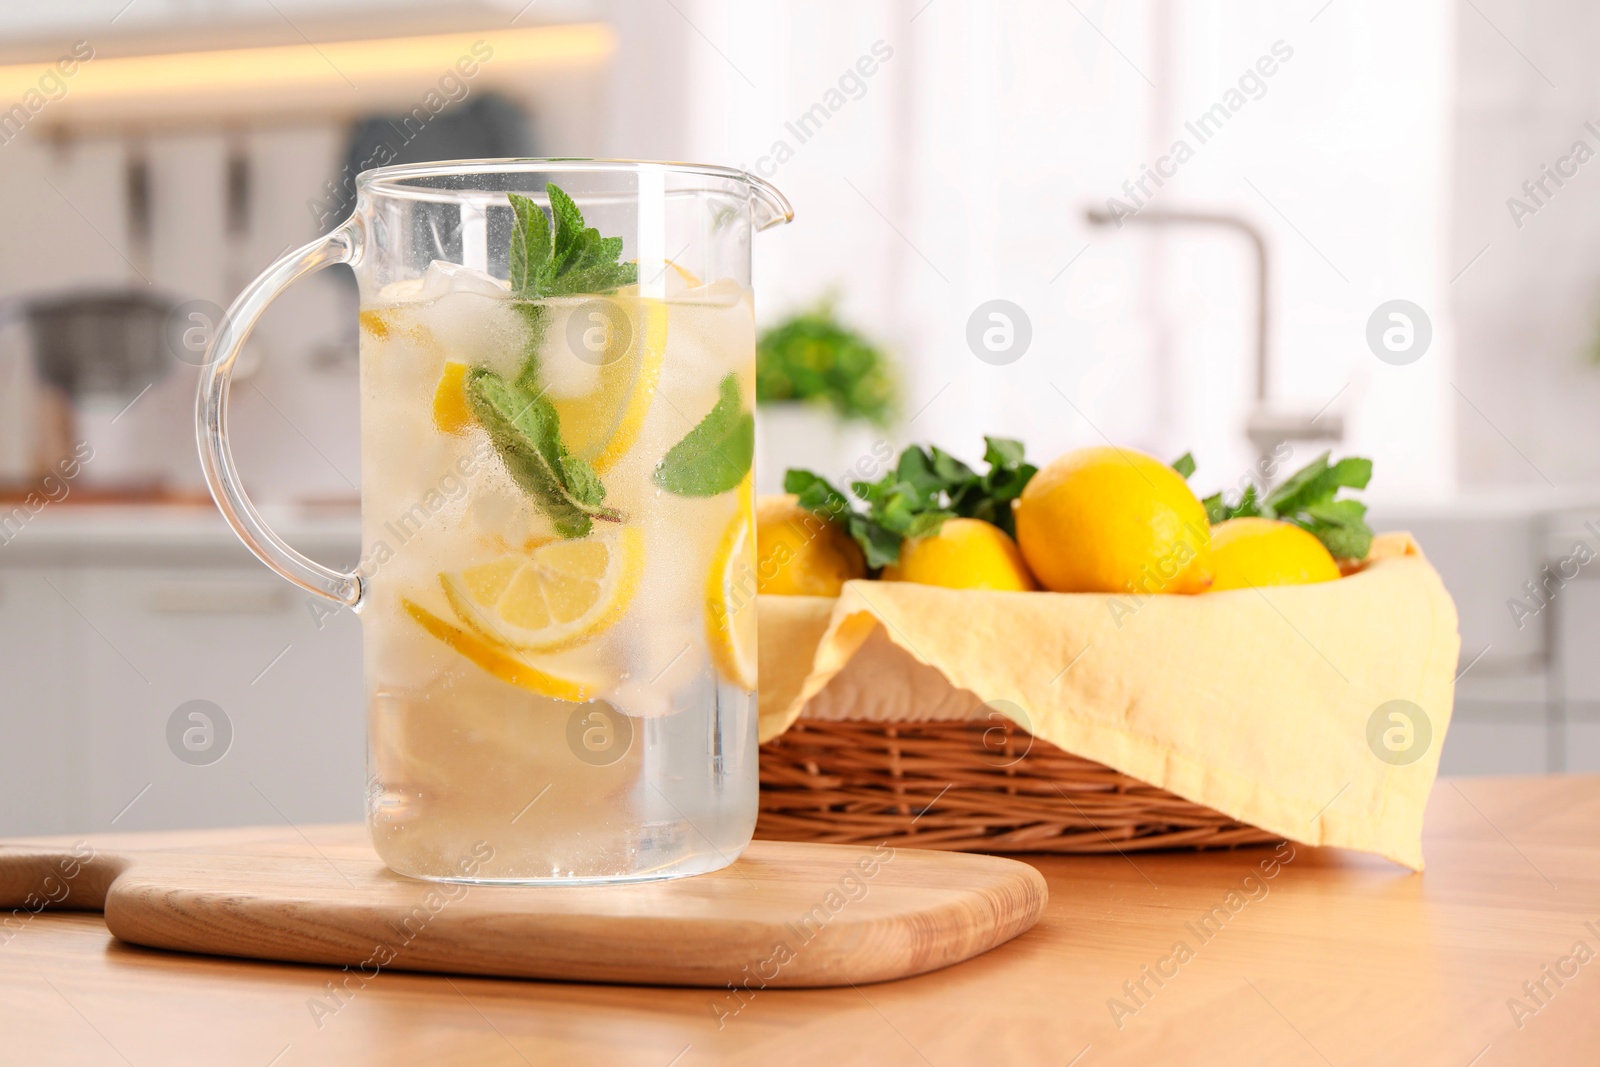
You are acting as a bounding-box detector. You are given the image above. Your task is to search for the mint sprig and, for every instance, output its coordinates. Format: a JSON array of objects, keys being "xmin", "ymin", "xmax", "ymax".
[
  {"xmin": 506, "ymin": 185, "xmax": 638, "ymax": 392},
  {"xmin": 653, "ymin": 373, "xmax": 754, "ymax": 496},
  {"xmin": 460, "ymin": 186, "xmax": 637, "ymax": 534},
  {"xmin": 1175, "ymin": 450, "xmax": 1374, "ymax": 560},
  {"xmin": 786, "ymin": 436, "xmax": 1036, "ymax": 569},
  {"xmin": 508, "ymin": 186, "xmax": 637, "ymax": 300},
  {"xmin": 466, "ymin": 367, "xmax": 620, "ymax": 539}
]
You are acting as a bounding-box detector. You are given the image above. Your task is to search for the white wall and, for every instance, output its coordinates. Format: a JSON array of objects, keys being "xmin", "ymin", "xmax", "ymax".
[
  {"xmin": 1451, "ymin": 0, "xmax": 1600, "ymax": 488},
  {"xmin": 608, "ymin": 0, "xmax": 1456, "ymax": 498},
  {"xmin": 0, "ymin": 1, "xmax": 1468, "ymax": 505}
]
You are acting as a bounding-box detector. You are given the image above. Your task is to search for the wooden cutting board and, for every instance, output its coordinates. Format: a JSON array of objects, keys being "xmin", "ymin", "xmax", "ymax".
[{"xmin": 0, "ymin": 824, "xmax": 1045, "ymax": 987}]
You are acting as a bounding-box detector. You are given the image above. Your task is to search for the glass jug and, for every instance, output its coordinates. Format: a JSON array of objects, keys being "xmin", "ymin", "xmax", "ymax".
[{"xmin": 198, "ymin": 160, "xmax": 792, "ymax": 883}]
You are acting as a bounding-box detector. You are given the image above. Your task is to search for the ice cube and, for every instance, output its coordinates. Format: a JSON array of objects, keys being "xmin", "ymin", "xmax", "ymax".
[
  {"xmin": 535, "ymin": 298, "xmax": 604, "ymax": 400},
  {"xmin": 419, "ymin": 260, "xmax": 511, "ymax": 301},
  {"xmin": 376, "ymin": 261, "xmax": 510, "ymax": 304}
]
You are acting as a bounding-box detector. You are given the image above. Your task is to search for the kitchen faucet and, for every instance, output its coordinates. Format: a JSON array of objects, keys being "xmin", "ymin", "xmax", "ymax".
[{"xmin": 1083, "ymin": 206, "xmax": 1342, "ymax": 478}]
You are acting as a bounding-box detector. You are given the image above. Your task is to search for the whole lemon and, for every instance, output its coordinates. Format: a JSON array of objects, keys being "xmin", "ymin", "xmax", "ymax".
[
  {"xmin": 881, "ymin": 518, "xmax": 1037, "ymax": 591},
  {"xmin": 755, "ymin": 494, "xmax": 866, "ymax": 596},
  {"xmin": 1208, "ymin": 517, "xmax": 1340, "ymax": 590},
  {"xmin": 1015, "ymin": 446, "xmax": 1212, "ymax": 594}
]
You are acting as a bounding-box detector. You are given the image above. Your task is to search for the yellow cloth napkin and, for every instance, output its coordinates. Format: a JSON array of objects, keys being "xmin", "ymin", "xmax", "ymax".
[{"xmin": 757, "ymin": 532, "xmax": 1459, "ymax": 870}]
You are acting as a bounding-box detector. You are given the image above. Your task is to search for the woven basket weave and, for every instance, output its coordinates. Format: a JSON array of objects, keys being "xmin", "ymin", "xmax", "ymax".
[{"xmin": 757, "ymin": 717, "xmax": 1280, "ymax": 853}]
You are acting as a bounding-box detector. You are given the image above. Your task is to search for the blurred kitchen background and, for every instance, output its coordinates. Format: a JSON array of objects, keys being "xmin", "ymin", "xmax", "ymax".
[{"xmin": 2, "ymin": 0, "xmax": 1595, "ymax": 835}]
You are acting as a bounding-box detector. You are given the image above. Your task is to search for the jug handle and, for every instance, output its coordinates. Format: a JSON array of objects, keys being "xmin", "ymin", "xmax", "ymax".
[{"xmin": 196, "ymin": 222, "xmax": 363, "ymax": 608}]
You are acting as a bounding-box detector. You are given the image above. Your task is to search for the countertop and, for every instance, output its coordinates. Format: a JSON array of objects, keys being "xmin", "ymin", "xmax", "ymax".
[
  {"xmin": 0, "ymin": 503, "xmax": 359, "ymax": 566},
  {"xmin": 3, "ymin": 775, "xmax": 1598, "ymax": 1065}
]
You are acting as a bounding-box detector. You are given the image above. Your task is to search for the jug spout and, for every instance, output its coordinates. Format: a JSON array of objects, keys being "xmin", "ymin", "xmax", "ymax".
[{"xmin": 746, "ymin": 172, "xmax": 794, "ymax": 231}]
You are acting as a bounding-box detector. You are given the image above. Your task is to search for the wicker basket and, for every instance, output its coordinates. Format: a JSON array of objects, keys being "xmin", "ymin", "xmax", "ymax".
[{"xmin": 757, "ymin": 717, "xmax": 1280, "ymax": 854}]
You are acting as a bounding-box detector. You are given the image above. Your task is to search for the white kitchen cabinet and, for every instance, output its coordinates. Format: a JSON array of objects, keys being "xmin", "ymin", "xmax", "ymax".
[
  {"xmin": 72, "ymin": 565, "xmax": 365, "ymax": 834},
  {"xmin": 0, "ymin": 566, "xmax": 82, "ymax": 834},
  {"xmin": 0, "ymin": 508, "xmax": 364, "ymax": 836},
  {"xmin": 1438, "ymin": 714, "xmax": 1552, "ymax": 777}
]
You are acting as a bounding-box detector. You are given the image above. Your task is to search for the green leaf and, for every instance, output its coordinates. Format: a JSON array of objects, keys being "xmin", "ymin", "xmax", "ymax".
[
  {"xmin": 784, "ymin": 469, "xmax": 852, "ymax": 521},
  {"xmin": 984, "ymin": 436, "xmax": 1027, "ymax": 470},
  {"xmin": 1203, "ymin": 484, "xmax": 1264, "ymax": 524},
  {"xmin": 905, "ymin": 510, "xmax": 956, "ymax": 540},
  {"xmin": 756, "ymin": 297, "xmax": 896, "ymax": 426},
  {"xmin": 872, "ymin": 485, "xmax": 925, "ymax": 536},
  {"xmin": 1265, "ymin": 453, "xmax": 1371, "ymax": 516},
  {"xmin": 849, "ymin": 513, "xmax": 903, "ymax": 569},
  {"xmin": 1171, "ymin": 452, "xmax": 1196, "ymax": 479},
  {"xmin": 1257, "ymin": 451, "xmax": 1376, "ymax": 559},
  {"xmin": 654, "ymin": 373, "xmax": 754, "ymax": 496},
  {"xmin": 507, "ymin": 193, "xmax": 551, "ymax": 295},
  {"xmin": 559, "ymin": 453, "xmax": 606, "ymax": 508},
  {"xmin": 784, "ymin": 436, "xmax": 1038, "ymax": 569},
  {"xmin": 546, "ymin": 184, "xmax": 586, "ymax": 266},
  {"xmin": 465, "ymin": 369, "xmax": 621, "ymax": 539},
  {"xmin": 894, "ymin": 447, "xmax": 945, "ymax": 501},
  {"xmin": 928, "ymin": 446, "xmax": 977, "ymax": 487},
  {"xmin": 506, "ymin": 184, "xmax": 638, "ymax": 302},
  {"xmin": 1300, "ymin": 498, "xmax": 1372, "ymax": 559}
]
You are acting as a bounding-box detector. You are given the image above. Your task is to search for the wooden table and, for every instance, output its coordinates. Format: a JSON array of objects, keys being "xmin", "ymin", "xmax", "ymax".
[{"xmin": 3, "ymin": 775, "xmax": 1598, "ymax": 1066}]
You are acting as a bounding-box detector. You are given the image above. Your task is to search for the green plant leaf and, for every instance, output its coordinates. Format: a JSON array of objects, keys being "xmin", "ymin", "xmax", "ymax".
[
  {"xmin": 894, "ymin": 447, "xmax": 945, "ymax": 502},
  {"xmin": 784, "ymin": 469, "xmax": 852, "ymax": 521},
  {"xmin": 1203, "ymin": 484, "xmax": 1265, "ymax": 524},
  {"xmin": 505, "ymin": 186, "xmax": 638, "ymax": 302},
  {"xmin": 1255, "ymin": 451, "xmax": 1375, "ymax": 559},
  {"xmin": 654, "ymin": 373, "xmax": 754, "ymax": 496},
  {"xmin": 465, "ymin": 368, "xmax": 621, "ymax": 539},
  {"xmin": 756, "ymin": 297, "xmax": 896, "ymax": 425},
  {"xmin": 1299, "ymin": 498, "xmax": 1372, "ymax": 559},
  {"xmin": 848, "ymin": 513, "xmax": 903, "ymax": 569},
  {"xmin": 929, "ymin": 446, "xmax": 976, "ymax": 487},
  {"xmin": 785, "ymin": 436, "xmax": 1038, "ymax": 570},
  {"xmin": 1171, "ymin": 452, "xmax": 1196, "ymax": 479},
  {"xmin": 1263, "ymin": 452, "xmax": 1371, "ymax": 516},
  {"xmin": 904, "ymin": 509, "xmax": 956, "ymax": 540},
  {"xmin": 508, "ymin": 194, "xmax": 552, "ymax": 295},
  {"xmin": 984, "ymin": 436, "xmax": 1027, "ymax": 470}
]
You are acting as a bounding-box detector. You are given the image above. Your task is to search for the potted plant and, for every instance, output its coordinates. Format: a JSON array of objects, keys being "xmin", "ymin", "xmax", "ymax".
[{"xmin": 755, "ymin": 295, "xmax": 896, "ymax": 491}]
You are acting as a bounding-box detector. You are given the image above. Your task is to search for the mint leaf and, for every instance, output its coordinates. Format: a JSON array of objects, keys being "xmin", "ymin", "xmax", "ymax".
[
  {"xmin": 495, "ymin": 187, "xmax": 641, "ymax": 451},
  {"xmin": 559, "ymin": 452, "xmax": 607, "ymax": 508},
  {"xmin": 1202, "ymin": 484, "xmax": 1264, "ymax": 524},
  {"xmin": 1298, "ymin": 498, "xmax": 1371, "ymax": 559},
  {"xmin": 985, "ymin": 437, "xmax": 1027, "ymax": 470},
  {"xmin": 505, "ymin": 187, "xmax": 638, "ymax": 302},
  {"xmin": 546, "ymin": 184, "xmax": 586, "ymax": 267},
  {"xmin": 785, "ymin": 469, "xmax": 852, "ymax": 521},
  {"xmin": 1189, "ymin": 449, "xmax": 1375, "ymax": 559},
  {"xmin": 508, "ymin": 195, "xmax": 552, "ymax": 294},
  {"xmin": 892, "ymin": 446, "xmax": 945, "ymax": 502},
  {"xmin": 928, "ymin": 446, "xmax": 976, "ymax": 486},
  {"xmin": 654, "ymin": 373, "xmax": 754, "ymax": 496},
  {"xmin": 904, "ymin": 509, "xmax": 956, "ymax": 539},
  {"xmin": 1263, "ymin": 452, "xmax": 1370, "ymax": 516},
  {"xmin": 849, "ymin": 513, "xmax": 903, "ymax": 569},
  {"xmin": 785, "ymin": 437, "xmax": 1038, "ymax": 569},
  {"xmin": 466, "ymin": 368, "xmax": 621, "ymax": 539}
]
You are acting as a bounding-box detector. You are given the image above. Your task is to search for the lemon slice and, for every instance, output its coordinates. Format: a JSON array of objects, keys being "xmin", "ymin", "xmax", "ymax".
[
  {"xmin": 442, "ymin": 526, "xmax": 644, "ymax": 653},
  {"xmin": 403, "ymin": 599, "xmax": 598, "ymax": 702},
  {"xmin": 705, "ymin": 481, "xmax": 757, "ymax": 689},
  {"xmin": 358, "ymin": 308, "xmax": 395, "ymax": 339},
  {"xmin": 666, "ymin": 260, "xmax": 702, "ymax": 289},
  {"xmin": 432, "ymin": 361, "xmax": 473, "ymax": 435},
  {"xmin": 550, "ymin": 297, "xmax": 668, "ymax": 472},
  {"xmin": 359, "ymin": 307, "xmax": 434, "ymax": 345}
]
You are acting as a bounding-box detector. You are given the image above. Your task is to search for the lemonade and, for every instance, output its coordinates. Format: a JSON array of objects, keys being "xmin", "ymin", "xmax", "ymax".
[{"xmin": 355, "ymin": 195, "xmax": 759, "ymax": 882}]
